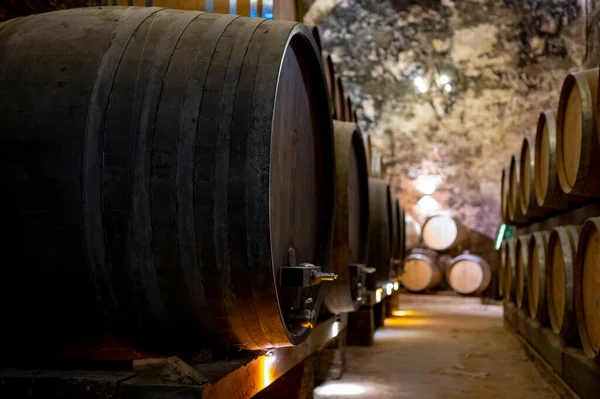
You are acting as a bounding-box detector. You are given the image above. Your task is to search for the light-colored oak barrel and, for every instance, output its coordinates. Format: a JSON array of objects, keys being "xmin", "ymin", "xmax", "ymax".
[
  {"xmin": 575, "ymin": 217, "xmax": 600, "ymax": 361},
  {"xmin": 519, "ymin": 136, "xmax": 545, "ymax": 219},
  {"xmin": 504, "ymin": 238, "xmax": 517, "ymax": 304},
  {"xmin": 0, "ymin": 8, "xmax": 332, "ymax": 352},
  {"xmin": 546, "ymin": 225, "xmax": 580, "ymax": 342},
  {"xmin": 403, "ymin": 251, "xmax": 442, "ymax": 293},
  {"xmin": 325, "ymin": 121, "xmax": 369, "ymax": 314},
  {"xmin": 422, "ymin": 214, "xmax": 465, "ymax": 252},
  {"xmin": 527, "ymin": 231, "xmax": 550, "ymax": 321},
  {"xmin": 321, "ymin": 52, "xmax": 335, "ymax": 117},
  {"xmin": 446, "ymin": 254, "xmax": 491, "ymax": 296},
  {"xmin": 370, "ymin": 152, "xmax": 385, "ymax": 179},
  {"xmin": 103, "ymin": 0, "xmax": 297, "ymax": 20},
  {"xmin": 365, "ymin": 178, "xmax": 392, "ymax": 289},
  {"xmin": 508, "ymin": 154, "xmax": 529, "ymax": 225},
  {"xmin": 362, "ymin": 134, "xmax": 372, "ymax": 177},
  {"xmin": 556, "ymin": 68, "xmax": 600, "ymax": 199},
  {"xmin": 405, "ymin": 214, "xmax": 422, "ymax": 250},
  {"xmin": 534, "ymin": 110, "xmax": 568, "ymax": 211},
  {"xmin": 515, "ymin": 236, "xmax": 531, "ymax": 309},
  {"xmin": 501, "ymin": 167, "xmax": 510, "ymax": 224},
  {"xmin": 334, "ymin": 74, "xmax": 345, "ymax": 121}
]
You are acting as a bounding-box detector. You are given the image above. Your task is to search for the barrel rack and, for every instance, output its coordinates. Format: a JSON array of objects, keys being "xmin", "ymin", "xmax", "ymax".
[
  {"xmin": 504, "ymin": 201, "xmax": 600, "ymax": 399},
  {"xmin": 0, "ymin": 286, "xmax": 396, "ymax": 399}
]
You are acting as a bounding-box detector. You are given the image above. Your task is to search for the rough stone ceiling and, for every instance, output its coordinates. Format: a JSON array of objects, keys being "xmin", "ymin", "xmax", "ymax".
[{"xmin": 307, "ymin": 0, "xmax": 584, "ymax": 238}]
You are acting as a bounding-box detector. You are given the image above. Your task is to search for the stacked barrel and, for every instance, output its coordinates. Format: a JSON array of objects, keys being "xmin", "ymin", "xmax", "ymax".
[
  {"xmin": 498, "ymin": 67, "xmax": 600, "ymax": 362},
  {"xmin": 0, "ymin": 6, "xmax": 406, "ymax": 360}
]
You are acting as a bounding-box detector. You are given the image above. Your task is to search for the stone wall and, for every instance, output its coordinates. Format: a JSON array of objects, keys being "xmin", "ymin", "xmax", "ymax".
[{"xmin": 310, "ymin": 0, "xmax": 587, "ymax": 238}]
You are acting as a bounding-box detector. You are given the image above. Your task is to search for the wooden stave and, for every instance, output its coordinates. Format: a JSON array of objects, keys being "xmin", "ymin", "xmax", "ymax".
[
  {"xmin": 534, "ymin": 110, "xmax": 568, "ymax": 211},
  {"xmin": 515, "ymin": 235, "xmax": 531, "ymax": 310},
  {"xmin": 527, "ymin": 231, "xmax": 550, "ymax": 321},
  {"xmin": 508, "ymin": 154, "xmax": 529, "ymax": 225},
  {"xmin": 403, "ymin": 252, "xmax": 442, "ymax": 293},
  {"xmin": 0, "ymin": 9, "xmax": 333, "ymax": 353},
  {"xmin": 325, "ymin": 121, "xmax": 369, "ymax": 314},
  {"xmin": 365, "ymin": 178, "xmax": 392, "ymax": 289},
  {"xmin": 504, "ymin": 238, "xmax": 517, "ymax": 305},
  {"xmin": 519, "ymin": 136, "xmax": 545, "ymax": 219},
  {"xmin": 446, "ymin": 254, "xmax": 491, "ymax": 296},
  {"xmin": 546, "ymin": 225, "xmax": 580, "ymax": 342},
  {"xmin": 556, "ymin": 68, "xmax": 600, "ymax": 200},
  {"xmin": 574, "ymin": 217, "xmax": 600, "ymax": 361}
]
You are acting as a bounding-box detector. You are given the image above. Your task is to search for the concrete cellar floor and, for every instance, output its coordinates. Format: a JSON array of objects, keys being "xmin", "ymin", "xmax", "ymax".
[{"xmin": 314, "ymin": 294, "xmax": 559, "ymax": 398}]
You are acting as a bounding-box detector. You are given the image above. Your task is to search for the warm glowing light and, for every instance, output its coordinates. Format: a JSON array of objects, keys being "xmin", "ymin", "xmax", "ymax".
[
  {"xmin": 386, "ymin": 283, "xmax": 393, "ymax": 296},
  {"xmin": 332, "ymin": 321, "xmax": 339, "ymax": 338},
  {"xmin": 313, "ymin": 382, "xmax": 368, "ymax": 396},
  {"xmin": 262, "ymin": 351, "xmax": 275, "ymax": 387},
  {"xmin": 392, "ymin": 310, "xmax": 422, "ymax": 317},
  {"xmin": 393, "ymin": 281, "xmax": 399, "ymax": 291},
  {"xmin": 416, "ymin": 195, "xmax": 440, "ymax": 215},
  {"xmin": 495, "ymin": 223, "xmax": 506, "ymax": 250},
  {"xmin": 414, "ymin": 76, "xmax": 428, "ymax": 93},
  {"xmin": 375, "ymin": 288, "xmax": 382, "ymax": 303},
  {"xmin": 414, "ymin": 175, "xmax": 440, "ymax": 195},
  {"xmin": 439, "ymin": 74, "xmax": 450, "ymax": 85},
  {"xmin": 444, "ymin": 83, "xmax": 452, "ymax": 92}
]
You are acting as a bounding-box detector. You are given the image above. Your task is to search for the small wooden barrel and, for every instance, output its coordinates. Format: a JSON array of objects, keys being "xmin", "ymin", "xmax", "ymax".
[
  {"xmin": 370, "ymin": 152, "xmax": 385, "ymax": 179},
  {"xmin": 556, "ymin": 68, "xmax": 600, "ymax": 199},
  {"xmin": 546, "ymin": 225, "xmax": 579, "ymax": 342},
  {"xmin": 527, "ymin": 231, "xmax": 550, "ymax": 321},
  {"xmin": 504, "ymin": 238, "xmax": 517, "ymax": 304},
  {"xmin": 422, "ymin": 214, "xmax": 465, "ymax": 252},
  {"xmin": 334, "ymin": 74, "xmax": 345, "ymax": 121},
  {"xmin": 501, "ymin": 167, "xmax": 510, "ymax": 224},
  {"xmin": 508, "ymin": 154, "xmax": 529, "ymax": 225},
  {"xmin": 403, "ymin": 251, "xmax": 442, "ymax": 293},
  {"xmin": 575, "ymin": 217, "xmax": 600, "ymax": 360},
  {"xmin": 366, "ymin": 178, "xmax": 392, "ymax": 289},
  {"xmin": 446, "ymin": 254, "xmax": 491, "ymax": 296},
  {"xmin": 322, "ymin": 52, "xmax": 335, "ymax": 117},
  {"xmin": 534, "ymin": 110, "xmax": 568, "ymax": 211},
  {"xmin": 325, "ymin": 121, "xmax": 369, "ymax": 314},
  {"xmin": 519, "ymin": 136, "xmax": 545, "ymax": 219},
  {"xmin": 515, "ymin": 236, "xmax": 530, "ymax": 309}
]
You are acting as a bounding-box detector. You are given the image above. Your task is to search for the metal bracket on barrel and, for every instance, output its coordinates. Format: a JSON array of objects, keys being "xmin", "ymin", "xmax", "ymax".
[{"xmin": 280, "ymin": 263, "xmax": 338, "ymax": 288}]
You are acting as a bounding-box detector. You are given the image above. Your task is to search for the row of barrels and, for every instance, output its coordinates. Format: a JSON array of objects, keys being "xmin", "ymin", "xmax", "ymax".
[
  {"xmin": 0, "ymin": 7, "xmax": 403, "ymax": 357},
  {"xmin": 402, "ymin": 249, "xmax": 491, "ymax": 295},
  {"xmin": 500, "ymin": 67, "xmax": 600, "ymax": 225},
  {"xmin": 500, "ymin": 219, "xmax": 600, "ymax": 361}
]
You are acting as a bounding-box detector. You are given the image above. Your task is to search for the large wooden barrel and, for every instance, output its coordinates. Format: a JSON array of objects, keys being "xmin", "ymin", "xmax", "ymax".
[
  {"xmin": 102, "ymin": 0, "xmax": 297, "ymax": 20},
  {"xmin": 519, "ymin": 136, "xmax": 545, "ymax": 219},
  {"xmin": 322, "ymin": 51, "xmax": 335, "ymax": 117},
  {"xmin": 391, "ymin": 197, "xmax": 401, "ymax": 262},
  {"xmin": 499, "ymin": 240, "xmax": 508, "ymax": 297},
  {"xmin": 527, "ymin": 232, "xmax": 550, "ymax": 321},
  {"xmin": 403, "ymin": 251, "xmax": 442, "ymax": 293},
  {"xmin": 446, "ymin": 254, "xmax": 491, "ymax": 295},
  {"xmin": 334, "ymin": 74, "xmax": 345, "ymax": 121},
  {"xmin": 308, "ymin": 24, "xmax": 322, "ymax": 52},
  {"xmin": 366, "ymin": 179, "xmax": 392, "ymax": 289},
  {"xmin": 398, "ymin": 205, "xmax": 407, "ymax": 267},
  {"xmin": 362, "ymin": 134, "xmax": 372, "ymax": 176},
  {"xmin": 344, "ymin": 94, "xmax": 353, "ymax": 122},
  {"xmin": 515, "ymin": 236, "xmax": 530, "ymax": 309},
  {"xmin": 325, "ymin": 122, "xmax": 369, "ymax": 314},
  {"xmin": 422, "ymin": 214, "xmax": 465, "ymax": 252},
  {"xmin": 504, "ymin": 238, "xmax": 517, "ymax": 304},
  {"xmin": 575, "ymin": 217, "xmax": 600, "ymax": 360},
  {"xmin": 508, "ymin": 154, "xmax": 528, "ymax": 225},
  {"xmin": 547, "ymin": 225, "xmax": 579, "ymax": 342},
  {"xmin": 501, "ymin": 167, "xmax": 510, "ymax": 224},
  {"xmin": 556, "ymin": 68, "xmax": 600, "ymax": 199},
  {"xmin": 0, "ymin": 8, "xmax": 333, "ymax": 353},
  {"xmin": 534, "ymin": 110, "xmax": 568, "ymax": 211}
]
